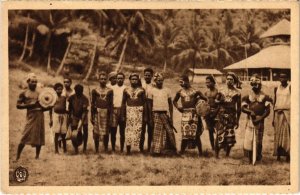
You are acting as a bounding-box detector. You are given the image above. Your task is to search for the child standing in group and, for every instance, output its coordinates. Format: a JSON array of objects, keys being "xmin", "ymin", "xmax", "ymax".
[{"xmin": 50, "ymin": 82, "xmax": 68, "ymax": 154}]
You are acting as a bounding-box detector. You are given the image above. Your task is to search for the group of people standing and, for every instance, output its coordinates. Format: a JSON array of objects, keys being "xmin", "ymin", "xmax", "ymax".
[{"xmin": 15, "ymin": 69, "xmax": 291, "ymax": 164}]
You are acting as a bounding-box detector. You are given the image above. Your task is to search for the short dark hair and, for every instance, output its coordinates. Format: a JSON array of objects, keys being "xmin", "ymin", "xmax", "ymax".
[
  {"xmin": 180, "ymin": 75, "xmax": 190, "ymax": 83},
  {"xmin": 144, "ymin": 68, "xmax": 154, "ymax": 75},
  {"xmin": 74, "ymin": 84, "xmax": 84, "ymax": 94},
  {"xmin": 54, "ymin": 82, "xmax": 64, "ymax": 90},
  {"xmin": 117, "ymin": 72, "xmax": 125, "ymax": 78},
  {"xmin": 206, "ymin": 75, "xmax": 216, "ymax": 84}
]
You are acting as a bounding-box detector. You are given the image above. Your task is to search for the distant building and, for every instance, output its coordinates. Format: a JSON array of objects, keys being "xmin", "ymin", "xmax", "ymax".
[
  {"xmin": 188, "ymin": 68, "xmax": 223, "ymax": 83},
  {"xmin": 224, "ymin": 19, "xmax": 291, "ymax": 81},
  {"xmin": 223, "ymin": 45, "xmax": 290, "ymax": 81}
]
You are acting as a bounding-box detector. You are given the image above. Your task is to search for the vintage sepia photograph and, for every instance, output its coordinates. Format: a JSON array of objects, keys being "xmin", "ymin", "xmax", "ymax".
[{"xmin": 1, "ymin": 1, "xmax": 299, "ymax": 193}]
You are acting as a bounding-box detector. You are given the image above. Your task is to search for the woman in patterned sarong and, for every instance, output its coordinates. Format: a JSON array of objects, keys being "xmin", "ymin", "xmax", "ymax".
[
  {"xmin": 121, "ymin": 73, "xmax": 147, "ymax": 154},
  {"xmin": 91, "ymin": 72, "xmax": 113, "ymax": 153},
  {"xmin": 215, "ymin": 72, "xmax": 241, "ymax": 158}
]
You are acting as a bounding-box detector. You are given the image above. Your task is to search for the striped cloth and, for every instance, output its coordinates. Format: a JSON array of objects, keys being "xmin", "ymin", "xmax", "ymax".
[
  {"xmin": 111, "ymin": 107, "xmax": 121, "ymax": 128},
  {"xmin": 93, "ymin": 108, "xmax": 109, "ymax": 137},
  {"xmin": 273, "ymin": 110, "xmax": 290, "ymax": 156},
  {"xmin": 151, "ymin": 112, "xmax": 176, "ymax": 154}
]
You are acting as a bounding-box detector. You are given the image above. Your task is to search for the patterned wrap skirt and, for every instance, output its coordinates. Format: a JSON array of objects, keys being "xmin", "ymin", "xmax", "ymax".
[
  {"xmin": 20, "ymin": 109, "xmax": 45, "ymax": 146},
  {"xmin": 151, "ymin": 112, "xmax": 176, "ymax": 154},
  {"xmin": 215, "ymin": 109, "xmax": 237, "ymax": 149},
  {"xmin": 125, "ymin": 106, "xmax": 143, "ymax": 147},
  {"xmin": 53, "ymin": 112, "xmax": 68, "ymax": 134},
  {"xmin": 93, "ymin": 108, "xmax": 109, "ymax": 137},
  {"xmin": 273, "ymin": 110, "xmax": 290, "ymax": 156}
]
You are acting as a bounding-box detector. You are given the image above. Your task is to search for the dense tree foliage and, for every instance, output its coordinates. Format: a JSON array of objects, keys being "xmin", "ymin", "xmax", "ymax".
[{"xmin": 9, "ymin": 9, "xmax": 290, "ymax": 78}]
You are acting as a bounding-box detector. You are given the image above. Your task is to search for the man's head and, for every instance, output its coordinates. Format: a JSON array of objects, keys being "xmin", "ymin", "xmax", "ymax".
[
  {"xmin": 98, "ymin": 71, "xmax": 107, "ymax": 87},
  {"xmin": 54, "ymin": 82, "xmax": 64, "ymax": 96},
  {"xmin": 74, "ymin": 84, "xmax": 84, "ymax": 96},
  {"xmin": 279, "ymin": 73, "xmax": 288, "ymax": 86},
  {"xmin": 144, "ymin": 68, "xmax": 154, "ymax": 84},
  {"xmin": 179, "ymin": 75, "xmax": 190, "ymax": 88},
  {"xmin": 27, "ymin": 73, "xmax": 38, "ymax": 91},
  {"xmin": 117, "ymin": 72, "xmax": 125, "ymax": 86},
  {"xmin": 154, "ymin": 73, "xmax": 164, "ymax": 89},
  {"xmin": 129, "ymin": 73, "xmax": 140, "ymax": 88},
  {"xmin": 250, "ymin": 74, "xmax": 262, "ymax": 92},
  {"xmin": 63, "ymin": 77, "xmax": 72, "ymax": 89},
  {"xmin": 206, "ymin": 75, "xmax": 216, "ymax": 89},
  {"xmin": 226, "ymin": 72, "xmax": 241, "ymax": 88},
  {"xmin": 108, "ymin": 72, "xmax": 117, "ymax": 86}
]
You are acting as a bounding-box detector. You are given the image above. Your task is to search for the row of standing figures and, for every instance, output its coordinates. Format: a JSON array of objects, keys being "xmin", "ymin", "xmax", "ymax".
[{"xmin": 15, "ymin": 70, "xmax": 290, "ymax": 165}]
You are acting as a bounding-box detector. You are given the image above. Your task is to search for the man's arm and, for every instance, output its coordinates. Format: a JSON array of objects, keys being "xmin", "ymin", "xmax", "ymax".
[
  {"xmin": 141, "ymin": 90, "xmax": 148, "ymax": 123},
  {"xmin": 272, "ymin": 87, "xmax": 277, "ymax": 126},
  {"xmin": 49, "ymin": 108, "xmax": 53, "ymax": 127},
  {"xmin": 16, "ymin": 92, "xmax": 37, "ymax": 110},
  {"xmin": 168, "ymin": 97, "xmax": 173, "ymax": 124},
  {"xmin": 236, "ymin": 94, "xmax": 241, "ymax": 129},
  {"xmin": 108, "ymin": 90, "xmax": 114, "ymax": 125},
  {"xmin": 173, "ymin": 91, "xmax": 183, "ymax": 113},
  {"xmin": 196, "ymin": 90, "xmax": 208, "ymax": 102},
  {"xmin": 120, "ymin": 90, "xmax": 127, "ymax": 122}
]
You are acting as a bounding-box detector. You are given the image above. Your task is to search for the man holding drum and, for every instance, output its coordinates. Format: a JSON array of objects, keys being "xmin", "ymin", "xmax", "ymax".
[
  {"xmin": 173, "ymin": 75, "xmax": 207, "ymax": 156},
  {"xmin": 16, "ymin": 73, "xmax": 52, "ymax": 160}
]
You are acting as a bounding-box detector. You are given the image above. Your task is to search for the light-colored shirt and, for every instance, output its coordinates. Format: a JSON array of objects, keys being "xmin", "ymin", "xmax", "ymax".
[
  {"xmin": 275, "ymin": 83, "xmax": 290, "ymax": 110},
  {"xmin": 142, "ymin": 81, "xmax": 154, "ymax": 98},
  {"xmin": 149, "ymin": 87, "xmax": 171, "ymax": 111},
  {"xmin": 111, "ymin": 85, "xmax": 126, "ymax": 108}
]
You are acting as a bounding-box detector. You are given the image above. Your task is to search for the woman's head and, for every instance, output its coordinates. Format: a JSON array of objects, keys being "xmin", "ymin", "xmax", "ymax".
[{"xmin": 226, "ymin": 72, "xmax": 242, "ymax": 89}]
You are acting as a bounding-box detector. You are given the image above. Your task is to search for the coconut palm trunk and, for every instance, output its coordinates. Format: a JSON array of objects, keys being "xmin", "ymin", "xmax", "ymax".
[
  {"xmin": 28, "ymin": 32, "xmax": 36, "ymax": 58},
  {"xmin": 18, "ymin": 15, "xmax": 30, "ymax": 62},
  {"xmin": 115, "ymin": 33, "xmax": 129, "ymax": 72},
  {"xmin": 56, "ymin": 41, "xmax": 71, "ymax": 76},
  {"xmin": 83, "ymin": 43, "xmax": 97, "ymax": 82},
  {"xmin": 46, "ymin": 33, "xmax": 52, "ymax": 74},
  {"xmin": 192, "ymin": 51, "xmax": 196, "ymax": 82}
]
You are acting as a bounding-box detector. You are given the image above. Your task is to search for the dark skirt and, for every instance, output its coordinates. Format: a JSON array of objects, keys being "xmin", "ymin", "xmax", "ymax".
[{"xmin": 20, "ymin": 109, "xmax": 45, "ymax": 146}]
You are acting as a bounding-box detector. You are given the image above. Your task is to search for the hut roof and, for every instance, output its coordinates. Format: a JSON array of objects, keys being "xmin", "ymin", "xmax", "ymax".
[
  {"xmin": 189, "ymin": 68, "xmax": 223, "ymax": 75},
  {"xmin": 260, "ymin": 19, "xmax": 290, "ymax": 38},
  {"xmin": 223, "ymin": 45, "xmax": 290, "ymax": 70}
]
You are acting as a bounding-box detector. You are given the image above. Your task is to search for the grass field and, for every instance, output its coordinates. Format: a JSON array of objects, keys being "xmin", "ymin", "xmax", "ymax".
[{"xmin": 8, "ymin": 67, "xmax": 290, "ymax": 186}]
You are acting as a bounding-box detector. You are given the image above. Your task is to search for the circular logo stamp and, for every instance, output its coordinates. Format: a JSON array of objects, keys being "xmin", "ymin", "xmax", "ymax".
[{"xmin": 14, "ymin": 166, "xmax": 28, "ymax": 183}]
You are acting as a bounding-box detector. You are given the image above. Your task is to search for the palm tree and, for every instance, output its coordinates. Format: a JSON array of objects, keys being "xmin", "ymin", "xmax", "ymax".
[
  {"xmin": 105, "ymin": 10, "xmax": 162, "ymax": 72},
  {"xmin": 157, "ymin": 10, "xmax": 182, "ymax": 72},
  {"xmin": 9, "ymin": 11, "xmax": 39, "ymax": 62},
  {"xmin": 171, "ymin": 26, "xmax": 210, "ymax": 81},
  {"xmin": 171, "ymin": 10, "xmax": 211, "ymax": 81}
]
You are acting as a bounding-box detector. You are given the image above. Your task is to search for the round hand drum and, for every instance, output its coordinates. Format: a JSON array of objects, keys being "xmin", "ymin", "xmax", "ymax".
[
  {"xmin": 38, "ymin": 87, "xmax": 57, "ymax": 108},
  {"xmin": 196, "ymin": 100, "xmax": 210, "ymax": 117}
]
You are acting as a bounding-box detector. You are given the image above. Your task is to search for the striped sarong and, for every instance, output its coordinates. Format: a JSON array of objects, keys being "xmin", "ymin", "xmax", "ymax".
[
  {"xmin": 273, "ymin": 110, "xmax": 290, "ymax": 156},
  {"xmin": 125, "ymin": 106, "xmax": 143, "ymax": 147},
  {"xmin": 93, "ymin": 108, "xmax": 109, "ymax": 137},
  {"xmin": 111, "ymin": 107, "xmax": 121, "ymax": 128},
  {"xmin": 151, "ymin": 112, "xmax": 176, "ymax": 154}
]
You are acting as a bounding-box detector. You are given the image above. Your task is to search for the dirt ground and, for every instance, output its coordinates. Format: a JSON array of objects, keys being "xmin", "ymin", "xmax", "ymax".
[{"xmin": 8, "ymin": 68, "xmax": 290, "ymax": 186}]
